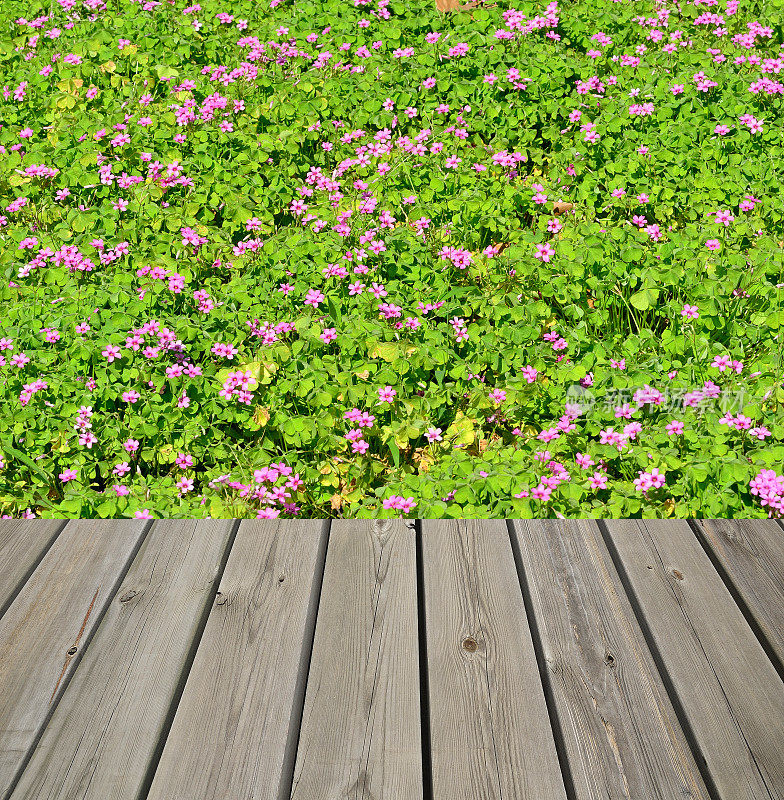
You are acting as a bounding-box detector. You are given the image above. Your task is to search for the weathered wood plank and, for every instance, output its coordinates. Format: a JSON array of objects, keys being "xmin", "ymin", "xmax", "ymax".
[
  {"xmin": 605, "ymin": 520, "xmax": 784, "ymax": 800},
  {"xmin": 291, "ymin": 521, "xmax": 421, "ymax": 800},
  {"xmin": 8, "ymin": 520, "xmax": 235, "ymax": 800},
  {"xmin": 694, "ymin": 519, "xmax": 784, "ymax": 670},
  {"xmin": 510, "ymin": 520, "xmax": 708, "ymax": 800},
  {"xmin": 0, "ymin": 520, "xmax": 149, "ymax": 798},
  {"xmin": 0, "ymin": 522, "xmax": 63, "ymax": 618},
  {"xmin": 422, "ymin": 520, "xmax": 567, "ymax": 800},
  {"xmin": 146, "ymin": 520, "xmax": 328, "ymax": 800}
]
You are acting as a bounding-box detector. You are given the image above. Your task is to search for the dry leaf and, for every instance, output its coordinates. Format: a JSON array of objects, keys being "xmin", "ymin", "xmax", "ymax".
[
  {"xmin": 435, "ymin": 0, "xmax": 478, "ymax": 10},
  {"xmin": 553, "ymin": 201, "xmax": 575, "ymax": 215}
]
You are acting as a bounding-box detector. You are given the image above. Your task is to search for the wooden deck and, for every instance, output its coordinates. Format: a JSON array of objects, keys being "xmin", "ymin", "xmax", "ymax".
[{"xmin": 0, "ymin": 520, "xmax": 783, "ymax": 800}]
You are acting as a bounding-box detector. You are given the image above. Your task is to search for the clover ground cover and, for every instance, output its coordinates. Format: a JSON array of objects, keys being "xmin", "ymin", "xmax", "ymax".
[{"xmin": 1, "ymin": 0, "xmax": 783, "ymax": 518}]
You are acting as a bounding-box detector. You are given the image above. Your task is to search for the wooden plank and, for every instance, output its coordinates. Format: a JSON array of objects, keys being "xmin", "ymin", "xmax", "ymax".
[
  {"xmin": 0, "ymin": 520, "xmax": 149, "ymax": 797},
  {"xmin": 9, "ymin": 520, "xmax": 235, "ymax": 800},
  {"xmin": 510, "ymin": 520, "xmax": 709, "ymax": 800},
  {"xmin": 146, "ymin": 520, "xmax": 328, "ymax": 800},
  {"xmin": 0, "ymin": 522, "xmax": 63, "ymax": 617},
  {"xmin": 291, "ymin": 521, "xmax": 422, "ymax": 800},
  {"xmin": 605, "ymin": 520, "xmax": 784, "ymax": 800},
  {"xmin": 694, "ymin": 519, "xmax": 784, "ymax": 670},
  {"xmin": 422, "ymin": 520, "xmax": 568, "ymax": 800}
]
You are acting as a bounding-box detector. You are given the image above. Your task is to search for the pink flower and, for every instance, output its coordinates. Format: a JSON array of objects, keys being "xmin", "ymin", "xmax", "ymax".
[
  {"xmin": 599, "ymin": 428, "xmax": 628, "ymax": 449},
  {"xmin": 320, "ymin": 327, "xmax": 337, "ymax": 343},
  {"xmin": 534, "ymin": 243, "xmax": 555, "ymax": 262},
  {"xmin": 211, "ymin": 342, "xmax": 238, "ymax": 359},
  {"xmin": 712, "ymin": 209, "xmax": 735, "ymax": 226},
  {"xmin": 175, "ymin": 452, "xmax": 194, "ymax": 469},
  {"xmin": 531, "ymin": 484, "xmax": 552, "ymax": 501},
  {"xmin": 78, "ymin": 431, "xmax": 98, "ymax": 448},
  {"xmin": 134, "ymin": 509, "xmax": 153, "ymax": 519},
  {"xmin": 102, "ymin": 344, "xmax": 121, "ymax": 362},
  {"xmin": 711, "ymin": 355, "xmax": 732, "ymax": 372},
  {"xmin": 378, "ymin": 386, "xmax": 396, "ymax": 403},
  {"xmin": 538, "ymin": 428, "xmax": 560, "ymax": 442},
  {"xmin": 123, "ymin": 439, "xmax": 140, "ymax": 454},
  {"xmin": 649, "ymin": 468, "xmax": 665, "ymax": 488},
  {"xmin": 705, "ymin": 239, "xmax": 721, "ymax": 251},
  {"xmin": 634, "ymin": 468, "xmax": 665, "ymax": 493},
  {"xmin": 588, "ymin": 472, "xmax": 608, "ymax": 490},
  {"xmin": 489, "ymin": 388, "xmax": 507, "ymax": 405},
  {"xmin": 382, "ymin": 495, "xmax": 416, "ymax": 513},
  {"xmin": 575, "ymin": 452, "xmax": 595, "ymax": 469},
  {"xmin": 666, "ymin": 420, "xmax": 685, "ymax": 436},
  {"xmin": 681, "ymin": 304, "xmax": 699, "ymax": 320},
  {"xmin": 521, "ymin": 365, "xmax": 538, "ymax": 383},
  {"xmin": 634, "ymin": 472, "xmax": 653, "ymax": 492},
  {"xmin": 59, "ymin": 468, "xmax": 77, "ymax": 482},
  {"xmin": 547, "ymin": 218, "xmax": 563, "ymax": 233},
  {"xmin": 425, "ymin": 427, "xmax": 443, "ymax": 443},
  {"xmin": 304, "ymin": 288, "xmax": 325, "ymax": 307},
  {"xmin": 749, "ymin": 470, "xmax": 784, "ymax": 516}
]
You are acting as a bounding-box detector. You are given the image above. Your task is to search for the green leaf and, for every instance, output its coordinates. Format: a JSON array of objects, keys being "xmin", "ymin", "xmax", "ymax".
[
  {"xmin": 388, "ymin": 440, "xmax": 400, "ymax": 468},
  {"xmin": 445, "ymin": 413, "xmax": 476, "ymax": 447},
  {"xmin": 368, "ymin": 342, "xmax": 398, "ymax": 362},
  {"xmin": 3, "ymin": 442, "xmax": 51, "ymax": 485},
  {"xmin": 629, "ymin": 287, "xmax": 659, "ymax": 311},
  {"xmin": 154, "ymin": 65, "xmax": 179, "ymax": 80}
]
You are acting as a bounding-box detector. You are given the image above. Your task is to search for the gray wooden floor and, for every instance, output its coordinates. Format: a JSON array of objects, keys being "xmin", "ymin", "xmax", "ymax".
[{"xmin": 1, "ymin": 520, "xmax": 783, "ymax": 800}]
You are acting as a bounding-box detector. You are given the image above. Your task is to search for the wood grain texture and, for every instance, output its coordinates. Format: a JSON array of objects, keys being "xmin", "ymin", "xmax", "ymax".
[
  {"xmin": 422, "ymin": 520, "xmax": 567, "ymax": 800},
  {"xmin": 0, "ymin": 520, "xmax": 149, "ymax": 799},
  {"xmin": 510, "ymin": 519, "xmax": 708, "ymax": 800},
  {"xmin": 0, "ymin": 522, "xmax": 63, "ymax": 617},
  {"xmin": 605, "ymin": 520, "xmax": 784, "ymax": 800},
  {"xmin": 694, "ymin": 519, "xmax": 784, "ymax": 669},
  {"xmin": 145, "ymin": 519, "xmax": 328, "ymax": 800},
  {"xmin": 291, "ymin": 521, "xmax": 422, "ymax": 800},
  {"xmin": 8, "ymin": 520, "xmax": 235, "ymax": 800}
]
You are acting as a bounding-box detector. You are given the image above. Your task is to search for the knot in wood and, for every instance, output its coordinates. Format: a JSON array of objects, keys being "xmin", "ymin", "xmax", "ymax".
[
  {"xmin": 462, "ymin": 637, "xmax": 478, "ymax": 653},
  {"xmin": 66, "ymin": 646, "xmax": 78, "ymax": 656}
]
